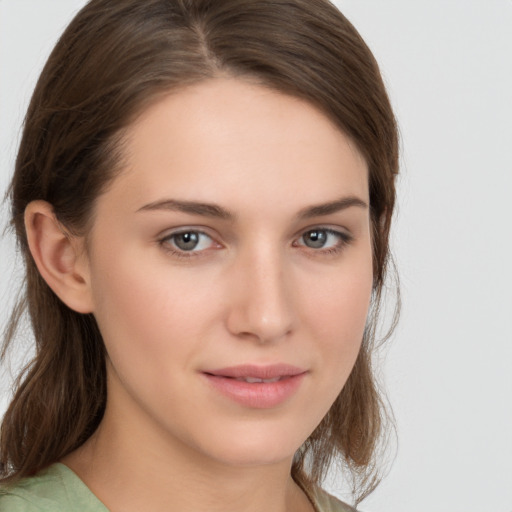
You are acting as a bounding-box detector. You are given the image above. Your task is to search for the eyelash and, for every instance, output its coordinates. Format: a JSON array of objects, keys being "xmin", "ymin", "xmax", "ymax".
[
  {"xmin": 158, "ymin": 230, "xmax": 219, "ymax": 259},
  {"xmin": 158, "ymin": 227, "xmax": 353, "ymax": 259},
  {"xmin": 293, "ymin": 228, "xmax": 353, "ymax": 256}
]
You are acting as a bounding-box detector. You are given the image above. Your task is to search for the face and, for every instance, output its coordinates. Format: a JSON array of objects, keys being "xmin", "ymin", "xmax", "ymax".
[{"xmin": 84, "ymin": 78, "xmax": 373, "ymax": 469}]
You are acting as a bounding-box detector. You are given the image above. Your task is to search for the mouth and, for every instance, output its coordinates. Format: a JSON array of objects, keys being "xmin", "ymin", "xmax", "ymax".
[
  {"xmin": 203, "ymin": 363, "xmax": 307, "ymax": 380},
  {"xmin": 229, "ymin": 376, "xmax": 284, "ymax": 383},
  {"xmin": 201, "ymin": 364, "xmax": 308, "ymax": 408}
]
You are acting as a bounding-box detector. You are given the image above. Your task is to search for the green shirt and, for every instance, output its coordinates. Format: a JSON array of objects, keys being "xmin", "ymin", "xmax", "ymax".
[{"xmin": 0, "ymin": 463, "xmax": 355, "ymax": 512}]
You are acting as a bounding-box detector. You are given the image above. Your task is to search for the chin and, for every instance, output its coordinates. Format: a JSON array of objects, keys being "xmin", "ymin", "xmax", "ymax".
[{"xmin": 187, "ymin": 420, "xmax": 308, "ymax": 469}]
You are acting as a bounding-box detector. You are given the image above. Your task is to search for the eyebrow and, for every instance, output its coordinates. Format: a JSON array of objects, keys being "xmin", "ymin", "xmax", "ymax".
[
  {"xmin": 297, "ymin": 196, "xmax": 368, "ymax": 219},
  {"xmin": 136, "ymin": 195, "xmax": 368, "ymax": 220},
  {"xmin": 137, "ymin": 199, "xmax": 235, "ymax": 220}
]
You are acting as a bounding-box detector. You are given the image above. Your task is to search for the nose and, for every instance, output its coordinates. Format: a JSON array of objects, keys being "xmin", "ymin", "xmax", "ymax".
[{"xmin": 225, "ymin": 247, "xmax": 295, "ymax": 344}]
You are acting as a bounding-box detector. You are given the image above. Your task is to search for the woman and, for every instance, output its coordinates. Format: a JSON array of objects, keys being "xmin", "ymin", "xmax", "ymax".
[{"xmin": 0, "ymin": 0, "xmax": 398, "ymax": 511}]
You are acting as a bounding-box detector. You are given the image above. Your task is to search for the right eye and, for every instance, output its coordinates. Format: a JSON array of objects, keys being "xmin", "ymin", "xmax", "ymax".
[{"xmin": 159, "ymin": 230, "xmax": 218, "ymax": 256}]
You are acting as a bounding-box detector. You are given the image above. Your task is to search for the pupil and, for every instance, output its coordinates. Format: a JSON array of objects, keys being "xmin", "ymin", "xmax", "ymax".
[
  {"xmin": 175, "ymin": 232, "xmax": 199, "ymax": 251},
  {"xmin": 305, "ymin": 230, "xmax": 326, "ymax": 248}
]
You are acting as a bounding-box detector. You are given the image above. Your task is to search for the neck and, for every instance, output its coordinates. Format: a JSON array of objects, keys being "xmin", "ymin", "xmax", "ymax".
[{"xmin": 62, "ymin": 397, "xmax": 314, "ymax": 512}]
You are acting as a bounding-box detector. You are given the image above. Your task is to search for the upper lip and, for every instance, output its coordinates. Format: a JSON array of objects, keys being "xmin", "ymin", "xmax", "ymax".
[{"xmin": 204, "ymin": 364, "xmax": 307, "ymax": 380}]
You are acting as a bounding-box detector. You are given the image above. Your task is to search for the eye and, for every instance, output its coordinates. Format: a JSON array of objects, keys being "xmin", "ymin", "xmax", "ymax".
[
  {"xmin": 295, "ymin": 228, "xmax": 352, "ymax": 253},
  {"xmin": 160, "ymin": 230, "xmax": 218, "ymax": 254}
]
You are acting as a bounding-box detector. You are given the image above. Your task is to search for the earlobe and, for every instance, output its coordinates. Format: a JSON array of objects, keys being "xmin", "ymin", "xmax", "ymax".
[{"xmin": 24, "ymin": 200, "xmax": 94, "ymax": 314}]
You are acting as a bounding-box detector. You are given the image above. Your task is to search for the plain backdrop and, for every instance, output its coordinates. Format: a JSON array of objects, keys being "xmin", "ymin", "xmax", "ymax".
[{"xmin": 1, "ymin": 1, "xmax": 511, "ymax": 511}]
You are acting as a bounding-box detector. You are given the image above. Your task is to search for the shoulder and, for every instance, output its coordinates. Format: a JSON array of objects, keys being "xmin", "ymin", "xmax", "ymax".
[
  {"xmin": 0, "ymin": 464, "xmax": 107, "ymax": 512},
  {"xmin": 309, "ymin": 485, "xmax": 358, "ymax": 512},
  {"xmin": 0, "ymin": 464, "xmax": 65, "ymax": 512}
]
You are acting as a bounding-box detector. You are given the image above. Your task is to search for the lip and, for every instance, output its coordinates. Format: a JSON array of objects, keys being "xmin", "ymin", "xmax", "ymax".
[{"xmin": 202, "ymin": 364, "xmax": 308, "ymax": 409}]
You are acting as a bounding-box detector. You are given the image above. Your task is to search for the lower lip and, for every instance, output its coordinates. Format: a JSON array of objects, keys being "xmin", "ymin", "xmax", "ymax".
[{"xmin": 203, "ymin": 373, "xmax": 307, "ymax": 409}]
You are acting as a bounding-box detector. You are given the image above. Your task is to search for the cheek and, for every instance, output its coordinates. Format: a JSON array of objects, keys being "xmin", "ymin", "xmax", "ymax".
[
  {"xmin": 300, "ymin": 255, "xmax": 373, "ymax": 384},
  {"xmin": 88, "ymin": 244, "xmax": 248, "ymax": 402},
  {"xmin": 88, "ymin": 246, "xmax": 210, "ymax": 367},
  {"xmin": 303, "ymin": 256, "xmax": 373, "ymax": 338},
  {"xmin": 87, "ymin": 255, "xmax": 222, "ymax": 426}
]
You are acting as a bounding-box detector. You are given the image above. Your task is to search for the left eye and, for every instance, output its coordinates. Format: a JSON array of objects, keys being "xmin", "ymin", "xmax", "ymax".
[
  {"xmin": 296, "ymin": 228, "xmax": 348, "ymax": 250},
  {"xmin": 163, "ymin": 231, "xmax": 215, "ymax": 252}
]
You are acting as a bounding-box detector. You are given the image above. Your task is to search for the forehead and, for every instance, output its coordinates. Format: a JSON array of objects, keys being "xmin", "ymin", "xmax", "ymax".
[{"xmin": 100, "ymin": 78, "xmax": 368, "ymax": 217}]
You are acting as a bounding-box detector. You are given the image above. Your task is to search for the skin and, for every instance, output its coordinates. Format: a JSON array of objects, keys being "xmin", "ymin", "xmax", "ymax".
[{"xmin": 27, "ymin": 78, "xmax": 373, "ymax": 512}]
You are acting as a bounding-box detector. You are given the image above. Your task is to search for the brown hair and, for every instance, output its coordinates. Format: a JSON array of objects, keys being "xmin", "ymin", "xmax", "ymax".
[{"xmin": 1, "ymin": 0, "xmax": 399, "ymax": 503}]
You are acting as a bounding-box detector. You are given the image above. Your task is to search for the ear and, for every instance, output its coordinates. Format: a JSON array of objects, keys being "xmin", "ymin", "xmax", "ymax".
[{"xmin": 24, "ymin": 200, "xmax": 94, "ymax": 314}]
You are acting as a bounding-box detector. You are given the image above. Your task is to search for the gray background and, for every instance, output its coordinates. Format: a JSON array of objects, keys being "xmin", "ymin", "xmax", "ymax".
[{"xmin": 1, "ymin": 1, "xmax": 511, "ymax": 511}]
